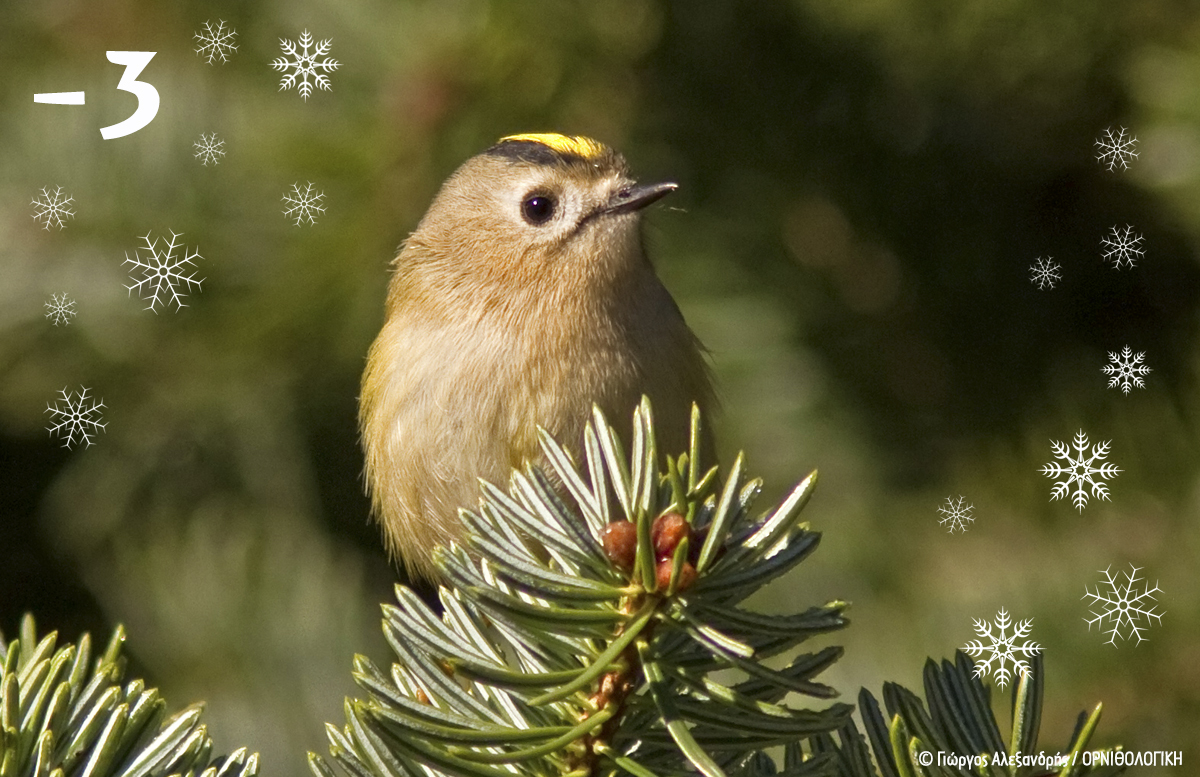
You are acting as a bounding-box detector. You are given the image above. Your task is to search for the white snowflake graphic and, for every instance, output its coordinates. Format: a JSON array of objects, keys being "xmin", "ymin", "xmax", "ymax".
[
  {"xmin": 1083, "ymin": 564, "xmax": 1164, "ymax": 647},
  {"xmin": 194, "ymin": 19, "xmax": 238, "ymax": 64},
  {"xmin": 1029, "ymin": 256, "xmax": 1061, "ymax": 290},
  {"xmin": 962, "ymin": 608, "xmax": 1041, "ymax": 689},
  {"xmin": 1100, "ymin": 224, "xmax": 1144, "ymax": 269},
  {"xmin": 1040, "ymin": 430, "xmax": 1120, "ymax": 512},
  {"xmin": 282, "ymin": 182, "xmax": 326, "ymax": 226},
  {"xmin": 31, "ymin": 185, "xmax": 76, "ymax": 230},
  {"xmin": 123, "ymin": 231, "xmax": 205, "ymax": 313},
  {"xmin": 1095, "ymin": 126, "xmax": 1138, "ymax": 172},
  {"xmin": 1102, "ymin": 346, "xmax": 1150, "ymax": 394},
  {"xmin": 271, "ymin": 30, "xmax": 339, "ymax": 101},
  {"xmin": 194, "ymin": 133, "xmax": 226, "ymax": 166},
  {"xmin": 44, "ymin": 293, "xmax": 78, "ymax": 326},
  {"xmin": 45, "ymin": 386, "xmax": 106, "ymax": 449},
  {"xmin": 937, "ymin": 495, "xmax": 975, "ymax": 533}
]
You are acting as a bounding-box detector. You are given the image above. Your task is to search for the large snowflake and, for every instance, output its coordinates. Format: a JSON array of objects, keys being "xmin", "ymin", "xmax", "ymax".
[
  {"xmin": 936, "ymin": 495, "xmax": 975, "ymax": 533},
  {"xmin": 282, "ymin": 182, "xmax": 326, "ymax": 225},
  {"xmin": 1040, "ymin": 430, "xmax": 1120, "ymax": 512},
  {"xmin": 1029, "ymin": 256, "xmax": 1061, "ymax": 290},
  {"xmin": 194, "ymin": 133, "xmax": 226, "ymax": 166},
  {"xmin": 124, "ymin": 230, "xmax": 205, "ymax": 313},
  {"xmin": 195, "ymin": 19, "xmax": 238, "ymax": 64},
  {"xmin": 1102, "ymin": 346, "xmax": 1150, "ymax": 394},
  {"xmin": 31, "ymin": 185, "xmax": 76, "ymax": 230},
  {"xmin": 1100, "ymin": 224, "xmax": 1144, "ymax": 269},
  {"xmin": 962, "ymin": 608, "xmax": 1041, "ymax": 689},
  {"xmin": 45, "ymin": 293, "xmax": 77, "ymax": 326},
  {"xmin": 1083, "ymin": 564, "xmax": 1164, "ymax": 647},
  {"xmin": 45, "ymin": 386, "xmax": 106, "ymax": 449},
  {"xmin": 272, "ymin": 30, "xmax": 339, "ymax": 100},
  {"xmin": 1095, "ymin": 126, "xmax": 1138, "ymax": 172}
]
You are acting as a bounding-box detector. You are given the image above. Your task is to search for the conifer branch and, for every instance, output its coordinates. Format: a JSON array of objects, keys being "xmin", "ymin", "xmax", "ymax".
[
  {"xmin": 810, "ymin": 652, "xmax": 1125, "ymax": 777},
  {"xmin": 0, "ymin": 616, "xmax": 259, "ymax": 777},
  {"xmin": 312, "ymin": 399, "xmax": 851, "ymax": 777}
]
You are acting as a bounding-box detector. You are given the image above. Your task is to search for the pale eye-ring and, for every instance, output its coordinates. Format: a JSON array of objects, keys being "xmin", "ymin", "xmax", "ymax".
[{"xmin": 521, "ymin": 193, "xmax": 557, "ymax": 225}]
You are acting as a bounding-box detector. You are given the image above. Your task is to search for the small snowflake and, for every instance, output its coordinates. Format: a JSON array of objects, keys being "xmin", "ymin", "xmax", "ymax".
[
  {"xmin": 937, "ymin": 495, "xmax": 975, "ymax": 533},
  {"xmin": 962, "ymin": 608, "xmax": 1041, "ymax": 689},
  {"xmin": 271, "ymin": 30, "xmax": 339, "ymax": 101},
  {"xmin": 124, "ymin": 231, "xmax": 205, "ymax": 313},
  {"xmin": 1100, "ymin": 224, "xmax": 1144, "ymax": 269},
  {"xmin": 1040, "ymin": 430, "xmax": 1120, "ymax": 512},
  {"xmin": 45, "ymin": 386, "xmax": 106, "ymax": 449},
  {"xmin": 1083, "ymin": 564, "xmax": 1164, "ymax": 647},
  {"xmin": 195, "ymin": 19, "xmax": 238, "ymax": 64},
  {"xmin": 1029, "ymin": 256, "xmax": 1061, "ymax": 290},
  {"xmin": 282, "ymin": 182, "xmax": 326, "ymax": 226},
  {"xmin": 31, "ymin": 185, "xmax": 76, "ymax": 230},
  {"xmin": 1102, "ymin": 346, "xmax": 1150, "ymax": 394},
  {"xmin": 193, "ymin": 133, "xmax": 226, "ymax": 166},
  {"xmin": 1095, "ymin": 126, "xmax": 1138, "ymax": 172},
  {"xmin": 44, "ymin": 293, "xmax": 77, "ymax": 326}
]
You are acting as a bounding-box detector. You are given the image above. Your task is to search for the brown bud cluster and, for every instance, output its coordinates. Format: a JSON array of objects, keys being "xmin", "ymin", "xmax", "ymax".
[{"xmin": 602, "ymin": 513, "xmax": 701, "ymax": 592}]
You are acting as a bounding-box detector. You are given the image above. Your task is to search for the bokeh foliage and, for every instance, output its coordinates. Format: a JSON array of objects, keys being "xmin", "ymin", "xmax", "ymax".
[{"xmin": 2, "ymin": 1, "xmax": 1197, "ymax": 775}]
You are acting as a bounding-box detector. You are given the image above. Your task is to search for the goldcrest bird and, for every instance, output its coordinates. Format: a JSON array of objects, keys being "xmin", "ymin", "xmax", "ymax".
[{"xmin": 359, "ymin": 133, "xmax": 715, "ymax": 580}]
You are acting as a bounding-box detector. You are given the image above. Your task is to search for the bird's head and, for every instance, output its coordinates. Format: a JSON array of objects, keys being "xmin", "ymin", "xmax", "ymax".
[{"xmin": 394, "ymin": 133, "xmax": 676, "ymax": 309}]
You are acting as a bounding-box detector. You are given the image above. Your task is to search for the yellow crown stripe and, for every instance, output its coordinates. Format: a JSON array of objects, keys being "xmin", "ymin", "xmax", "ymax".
[{"xmin": 499, "ymin": 133, "xmax": 608, "ymax": 160}]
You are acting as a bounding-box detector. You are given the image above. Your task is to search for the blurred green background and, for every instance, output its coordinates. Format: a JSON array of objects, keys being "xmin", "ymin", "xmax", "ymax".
[{"xmin": 2, "ymin": 0, "xmax": 1198, "ymax": 774}]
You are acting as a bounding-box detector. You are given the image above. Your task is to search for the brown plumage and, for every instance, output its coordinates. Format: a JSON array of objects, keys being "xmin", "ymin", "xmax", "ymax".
[{"xmin": 359, "ymin": 133, "xmax": 715, "ymax": 580}]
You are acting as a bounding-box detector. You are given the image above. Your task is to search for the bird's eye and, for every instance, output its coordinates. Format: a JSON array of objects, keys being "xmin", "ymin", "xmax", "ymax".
[{"xmin": 521, "ymin": 194, "xmax": 557, "ymax": 225}]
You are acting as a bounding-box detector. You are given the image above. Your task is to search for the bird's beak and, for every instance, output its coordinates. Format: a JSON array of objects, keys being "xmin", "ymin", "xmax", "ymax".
[{"xmin": 603, "ymin": 181, "xmax": 677, "ymax": 216}]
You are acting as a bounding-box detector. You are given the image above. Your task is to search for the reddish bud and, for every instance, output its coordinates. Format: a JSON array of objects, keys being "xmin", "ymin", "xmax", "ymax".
[
  {"xmin": 655, "ymin": 558, "xmax": 698, "ymax": 592},
  {"xmin": 602, "ymin": 521, "xmax": 638, "ymax": 570},
  {"xmin": 654, "ymin": 558, "xmax": 672, "ymax": 591},
  {"xmin": 651, "ymin": 512, "xmax": 691, "ymax": 561}
]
